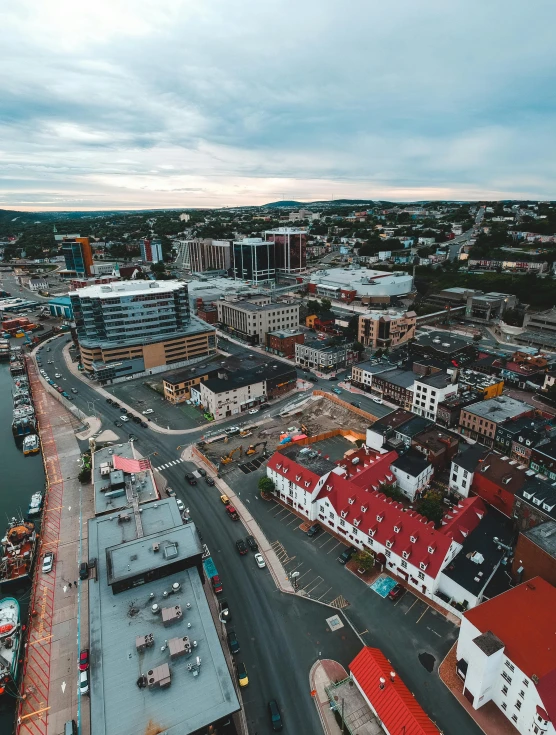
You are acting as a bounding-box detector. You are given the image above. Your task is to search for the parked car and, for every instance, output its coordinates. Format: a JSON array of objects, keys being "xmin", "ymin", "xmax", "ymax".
[
  {"xmin": 79, "ymin": 669, "xmax": 90, "ymax": 696},
  {"xmin": 236, "ymin": 661, "xmax": 249, "ymax": 687},
  {"xmin": 338, "ymin": 546, "xmax": 357, "ymax": 565},
  {"xmin": 106, "ymin": 398, "xmax": 113, "ymax": 404},
  {"xmin": 254, "ymin": 553, "xmax": 266, "ymax": 569},
  {"xmin": 268, "ymin": 699, "xmax": 283, "ymax": 731},
  {"xmin": 176, "ymin": 499, "xmax": 185, "ymax": 512},
  {"xmin": 220, "ymin": 494, "xmax": 230, "ymax": 505},
  {"xmin": 142, "ymin": 409, "xmax": 154, "ymax": 415},
  {"xmin": 71, "ymin": 388, "xmax": 78, "ymax": 394},
  {"xmin": 248, "ymin": 408, "xmax": 259, "ymax": 414},
  {"xmin": 227, "ymin": 629, "xmax": 240, "ymax": 654},
  {"xmin": 205, "ymin": 476, "xmax": 215, "ymax": 486},
  {"xmin": 42, "ymin": 551, "xmax": 55, "ymax": 574},
  {"xmin": 185, "ymin": 473, "xmax": 197, "ymax": 485},
  {"xmin": 112, "ymin": 403, "xmax": 120, "ymax": 410},
  {"xmin": 246, "ymin": 535, "xmax": 258, "ymax": 552},
  {"xmin": 166, "ymin": 486, "xmax": 176, "ymax": 497},
  {"xmin": 350, "ymin": 401, "xmax": 361, "ymax": 408},
  {"xmin": 132, "ymin": 415, "xmax": 141, "ymax": 424},
  {"xmin": 120, "ymin": 416, "xmax": 129, "ymax": 422},
  {"xmin": 54, "ymin": 373, "xmax": 62, "ymax": 378},
  {"xmin": 79, "ymin": 561, "xmax": 89, "ymax": 580},
  {"xmin": 114, "ymin": 420, "xmax": 122, "ymax": 427},
  {"xmin": 372, "ymin": 397, "xmax": 383, "ymax": 404},
  {"xmin": 140, "ymin": 421, "xmax": 148, "ymax": 428},
  {"xmin": 235, "ymin": 539, "xmax": 248, "ymax": 555},
  {"xmin": 219, "ymin": 598, "xmax": 232, "ymax": 623},
  {"xmin": 78, "ymin": 649, "xmax": 89, "ymax": 671},
  {"xmin": 197, "ymin": 468, "xmax": 207, "ymax": 477},
  {"xmin": 224, "ymin": 426, "xmax": 240, "ymax": 436},
  {"xmin": 307, "ymin": 522, "xmax": 321, "ymax": 538},
  {"xmin": 332, "ymin": 388, "xmax": 342, "ymax": 395},
  {"xmin": 57, "ymin": 387, "xmax": 64, "ymax": 393},
  {"xmin": 388, "ymin": 583, "xmax": 405, "ymax": 601},
  {"xmin": 329, "ymin": 376, "xmax": 338, "ymax": 381},
  {"xmin": 120, "ymin": 408, "xmax": 129, "ymax": 414}
]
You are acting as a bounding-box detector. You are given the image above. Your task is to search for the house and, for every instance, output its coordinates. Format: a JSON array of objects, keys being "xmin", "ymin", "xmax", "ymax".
[
  {"xmin": 370, "ymin": 368, "xmax": 416, "ymax": 410},
  {"xmin": 514, "ymin": 476, "xmax": 556, "ymax": 531},
  {"xmin": 448, "ymin": 444, "xmax": 490, "ymax": 498},
  {"xmin": 390, "ymin": 450, "xmax": 433, "ymax": 502},
  {"xmin": 512, "ymin": 522, "xmax": 556, "ymax": 587},
  {"xmin": 455, "ymin": 577, "xmax": 556, "ymax": 735},
  {"xmin": 267, "ymin": 444, "xmax": 486, "ymax": 605},
  {"xmin": 412, "ymin": 372, "xmax": 458, "ymax": 421},
  {"xmin": 471, "ymin": 452, "xmax": 528, "ymax": 518},
  {"xmin": 27, "ymin": 277, "xmax": 48, "ymax": 292},
  {"xmin": 459, "ymin": 397, "xmax": 534, "ymax": 447},
  {"xmin": 364, "ymin": 409, "xmax": 415, "ymax": 451},
  {"xmin": 350, "ymin": 647, "xmax": 441, "ymax": 735},
  {"xmin": 412, "ymin": 426, "xmax": 459, "ymax": 469},
  {"xmin": 531, "ymin": 438, "xmax": 556, "ymax": 481}
]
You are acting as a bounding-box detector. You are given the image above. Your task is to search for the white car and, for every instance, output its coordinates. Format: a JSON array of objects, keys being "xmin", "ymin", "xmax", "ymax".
[
  {"xmin": 248, "ymin": 408, "xmax": 259, "ymax": 414},
  {"xmin": 54, "ymin": 373, "xmax": 62, "ymax": 378},
  {"xmin": 120, "ymin": 415, "xmax": 130, "ymax": 422},
  {"xmin": 371, "ymin": 397, "xmax": 383, "ymax": 404},
  {"xmin": 176, "ymin": 499, "xmax": 185, "ymax": 512},
  {"xmin": 79, "ymin": 669, "xmax": 90, "ymax": 695},
  {"xmin": 42, "ymin": 552, "xmax": 55, "ymax": 574},
  {"xmin": 142, "ymin": 409, "xmax": 154, "ymax": 415},
  {"xmin": 47, "ymin": 360, "xmax": 54, "ymax": 364},
  {"xmin": 254, "ymin": 553, "xmax": 266, "ymax": 569}
]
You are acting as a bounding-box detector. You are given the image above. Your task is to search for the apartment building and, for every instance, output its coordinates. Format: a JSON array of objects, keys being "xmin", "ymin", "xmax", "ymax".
[
  {"xmin": 71, "ymin": 280, "xmax": 216, "ymax": 382},
  {"xmin": 358, "ymin": 309, "xmax": 416, "ymax": 349},
  {"xmin": 295, "ymin": 338, "xmax": 358, "ymax": 374},
  {"xmin": 371, "ymin": 369, "xmax": 416, "ymax": 410},
  {"xmin": 459, "ymin": 397, "xmax": 534, "ymax": 447},
  {"xmin": 62, "ymin": 237, "xmax": 93, "ymax": 276},
  {"xmin": 412, "ymin": 373, "xmax": 458, "ymax": 421},
  {"xmin": 140, "ymin": 238, "xmax": 163, "ymax": 264},
  {"xmin": 215, "ymin": 295, "xmax": 299, "ymax": 346},
  {"xmin": 189, "ymin": 239, "xmax": 231, "ymax": 273}
]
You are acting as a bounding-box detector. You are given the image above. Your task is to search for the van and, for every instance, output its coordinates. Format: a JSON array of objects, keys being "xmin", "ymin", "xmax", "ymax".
[{"xmin": 64, "ymin": 720, "xmax": 77, "ymax": 735}]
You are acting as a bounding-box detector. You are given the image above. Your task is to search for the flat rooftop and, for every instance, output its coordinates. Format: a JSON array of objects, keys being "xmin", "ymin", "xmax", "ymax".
[
  {"xmin": 203, "ymin": 360, "xmax": 295, "ymax": 394},
  {"xmin": 74, "ymin": 279, "xmax": 185, "ymax": 298},
  {"xmin": 279, "ymin": 443, "xmax": 337, "ymax": 477},
  {"xmin": 463, "ymin": 396, "xmax": 533, "ymax": 422},
  {"xmin": 412, "ymin": 331, "xmax": 472, "ymax": 354},
  {"xmin": 378, "ymin": 368, "xmax": 416, "ymax": 389},
  {"xmin": 522, "ymin": 521, "xmax": 556, "ymax": 558},
  {"xmin": 93, "ymin": 442, "xmax": 159, "ymax": 516},
  {"xmin": 88, "ymin": 500, "xmax": 240, "ymax": 735}
]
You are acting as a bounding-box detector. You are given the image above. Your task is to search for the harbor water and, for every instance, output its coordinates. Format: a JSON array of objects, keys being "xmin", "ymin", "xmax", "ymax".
[{"xmin": 0, "ymin": 362, "xmax": 45, "ymax": 733}]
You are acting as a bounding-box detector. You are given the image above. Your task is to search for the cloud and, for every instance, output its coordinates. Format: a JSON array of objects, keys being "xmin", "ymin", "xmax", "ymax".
[{"xmin": 1, "ymin": 0, "xmax": 556, "ymax": 209}]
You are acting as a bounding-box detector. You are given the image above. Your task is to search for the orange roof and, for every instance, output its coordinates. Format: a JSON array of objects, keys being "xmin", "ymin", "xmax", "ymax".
[{"xmin": 350, "ymin": 647, "xmax": 440, "ymax": 735}]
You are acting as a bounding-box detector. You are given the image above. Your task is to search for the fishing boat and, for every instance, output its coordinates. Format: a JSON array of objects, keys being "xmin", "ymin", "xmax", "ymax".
[
  {"xmin": 22, "ymin": 434, "xmax": 40, "ymax": 456},
  {"xmin": 0, "ymin": 518, "xmax": 37, "ymax": 587},
  {"xmin": 27, "ymin": 492, "xmax": 43, "ymax": 518},
  {"xmin": 12, "ymin": 407, "xmax": 36, "ymax": 439},
  {"xmin": 0, "ymin": 597, "xmax": 22, "ymax": 695}
]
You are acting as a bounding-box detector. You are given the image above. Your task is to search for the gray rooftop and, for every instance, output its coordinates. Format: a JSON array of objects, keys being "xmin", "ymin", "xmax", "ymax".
[
  {"xmin": 413, "ymin": 330, "xmax": 472, "ymax": 354},
  {"xmin": 452, "ymin": 443, "xmax": 490, "ymax": 472},
  {"xmin": 88, "ymin": 499, "xmax": 240, "ymax": 735},
  {"xmin": 416, "ymin": 372, "xmax": 455, "ymax": 388},
  {"xmin": 463, "ymin": 396, "xmax": 533, "ymax": 422},
  {"xmin": 473, "ymin": 631, "xmax": 505, "ymax": 656},
  {"xmin": 354, "ymin": 360, "xmax": 398, "ymax": 375},
  {"xmin": 92, "ymin": 442, "xmax": 159, "ymax": 516},
  {"xmin": 376, "ymin": 368, "xmax": 416, "ymax": 389},
  {"xmin": 280, "ymin": 444, "xmax": 337, "ymax": 476},
  {"xmin": 522, "ymin": 521, "xmax": 556, "ymax": 558}
]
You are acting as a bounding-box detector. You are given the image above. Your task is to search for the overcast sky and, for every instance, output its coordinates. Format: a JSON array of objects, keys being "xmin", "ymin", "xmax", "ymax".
[{"xmin": 2, "ymin": 0, "xmax": 555, "ymax": 210}]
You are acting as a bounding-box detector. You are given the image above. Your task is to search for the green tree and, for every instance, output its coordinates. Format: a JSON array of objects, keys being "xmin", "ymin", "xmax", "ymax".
[
  {"xmin": 416, "ymin": 492, "xmax": 444, "ymax": 527},
  {"xmin": 78, "ymin": 467, "xmax": 91, "ymax": 484},
  {"xmin": 381, "ymin": 483, "xmax": 405, "ymax": 502},
  {"xmin": 353, "ymin": 550, "xmax": 374, "ymax": 572},
  {"xmin": 502, "ymin": 308, "xmax": 523, "ymax": 327},
  {"xmin": 258, "ymin": 476, "xmax": 275, "ymax": 496}
]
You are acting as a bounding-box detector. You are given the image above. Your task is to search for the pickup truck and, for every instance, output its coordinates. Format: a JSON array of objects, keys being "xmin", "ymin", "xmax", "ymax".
[
  {"xmin": 203, "ymin": 557, "xmax": 223, "ymax": 594},
  {"xmin": 226, "ymin": 505, "xmax": 239, "ymax": 521}
]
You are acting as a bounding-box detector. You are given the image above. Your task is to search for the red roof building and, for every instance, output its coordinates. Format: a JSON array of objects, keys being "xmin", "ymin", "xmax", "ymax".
[
  {"xmin": 350, "ymin": 647, "xmax": 440, "ymax": 735},
  {"xmin": 456, "ymin": 577, "xmax": 556, "ymax": 734}
]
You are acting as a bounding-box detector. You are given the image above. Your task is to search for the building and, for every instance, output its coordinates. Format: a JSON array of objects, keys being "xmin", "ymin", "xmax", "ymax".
[
  {"xmin": 455, "ymin": 577, "xmax": 556, "ymax": 735},
  {"xmin": 267, "ymin": 444, "xmax": 486, "ymax": 605},
  {"xmin": 390, "ymin": 450, "xmax": 433, "ymax": 501},
  {"xmin": 364, "ymin": 409, "xmax": 420, "ymax": 451},
  {"xmin": 514, "ymin": 475, "xmax": 556, "ymax": 530},
  {"xmin": 71, "ymin": 280, "xmax": 216, "ymax": 382},
  {"xmin": 410, "ymin": 331, "xmax": 477, "ymax": 365},
  {"xmin": 88, "ymin": 499, "xmax": 240, "ymax": 735},
  {"xmin": 195, "ymin": 361, "xmax": 296, "ymax": 419},
  {"xmin": 465, "ymin": 291, "xmax": 518, "ymax": 323},
  {"xmin": 530, "ymin": 438, "xmax": 556, "ymax": 481},
  {"xmin": 195, "ymin": 302, "xmax": 218, "ymax": 324},
  {"xmin": 61, "ymin": 237, "xmax": 93, "ymax": 276},
  {"xmin": 437, "ymin": 391, "xmax": 483, "ymax": 428},
  {"xmin": 305, "ymin": 311, "xmax": 336, "ymax": 331},
  {"xmin": 412, "ymin": 426, "xmax": 459, "ymax": 470},
  {"xmin": 91, "ymin": 442, "xmax": 159, "ymax": 515},
  {"xmin": 295, "ymin": 337, "xmax": 358, "ymax": 374},
  {"xmin": 495, "ymin": 416, "xmax": 555, "ymax": 465},
  {"xmin": 350, "ymin": 647, "xmax": 441, "ymax": 735},
  {"xmin": 265, "ymin": 227, "xmax": 307, "ymax": 274},
  {"xmin": 189, "ymin": 239, "xmax": 231, "ymax": 273},
  {"xmin": 457, "ymin": 368, "xmax": 504, "ymax": 399},
  {"xmin": 412, "ymin": 372, "xmax": 458, "ymax": 421},
  {"xmin": 459, "ymin": 397, "xmax": 534, "ymax": 447},
  {"xmin": 215, "ymin": 294, "xmax": 299, "ymax": 346},
  {"xmin": 288, "ymin": 209, "xmax": 320, "ymax": 222},
  {"xmin": 351, "ymin": 360, "xmax": 399, "ymax": 393},
  {"xmin": 358, "ymin": 309, "xmax": 416, "ymax": 349},
  {"xmin": 471, "ymin": 452, "xmax": 529, "ymax": 518},
  {"xmin": 307, "ymin": 266, "xmax": 413, "ymax": 303},
  {"xmin": 48, "ymin": 296, "xmax": 73, "ymax": 319},
  {"xmin": 448, "ymin": 444, "xmax": 490, "ymax": 498},
  {"xmin": 370, "ymin": 368, "xmax": 416, "ymax": 410},
  {"xmin": 512, "ymin": 522, "xmax": 556, "ymax": 587},
  {"xmin": 492, "ymin": 351, "xmax": 550, "ymax": 389},
  {"xmin": 140, "ymin": 238, "xmax": 163, "ymax": 264},
  {"xmin": 69, "ymin": 275, "xmax": 119, "ymax": 291},
  {"xmin": 232, "ymin": 238, "xmax": 276, "ymax": 283},
  {"xmin": 162, "ymin": 363, "xmax": 219, "ymax": 404},
  {"xmin": 27, "ymin": 277, "xmax": 48, "ymax": 292},
  {"xmin": 265, "ymin": 328, "xmax": 305, "ymax": 359},
  {"xmin": 518, "ymin": 307, "xmax": 556, "ymax": 351}
]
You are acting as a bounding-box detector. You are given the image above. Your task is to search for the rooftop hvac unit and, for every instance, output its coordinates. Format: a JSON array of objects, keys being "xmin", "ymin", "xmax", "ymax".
[{"xmin": 151, "ymin": 604, "xmax": 161, "ymax": 615}]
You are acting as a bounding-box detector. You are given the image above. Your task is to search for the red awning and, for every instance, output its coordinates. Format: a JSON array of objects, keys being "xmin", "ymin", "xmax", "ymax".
[{"xmin": 112, "ymin": 455, "xmax": 151, "ymax": 473}]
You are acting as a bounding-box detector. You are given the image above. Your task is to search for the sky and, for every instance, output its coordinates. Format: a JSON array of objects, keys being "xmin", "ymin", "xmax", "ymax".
[{"xmin": 2, "ymin": 0, "xmax": 556, "ymax": 211}]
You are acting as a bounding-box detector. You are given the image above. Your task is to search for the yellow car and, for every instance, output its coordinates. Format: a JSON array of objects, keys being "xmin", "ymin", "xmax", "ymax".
[
  {"xmin": 220, "ymin": 494, "xmax": 230, "ymax": 505},
  {"xmin": 237, "ymin": 661, "xmax": 248, "ymax": 687}
]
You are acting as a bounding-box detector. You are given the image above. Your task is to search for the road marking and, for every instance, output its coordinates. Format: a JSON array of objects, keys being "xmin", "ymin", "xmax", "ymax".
[
  {"xmin": 417, "ymin": 607, "xmax": 429, "ymax": 624},
  {"xmin": 327, "ymin": 542, "xmax": 343, "ymax": 555},
  {"xmin": 305, "ymin": 577, "xmax": 325, "ymax": 594},
  {"xmin": 427, "ymin": 626, "xmax": 442, "ymax": 638},
  {"xmin": 405, "ymin": 598, "xmax": 419, "ymax": 615},
  {"xmin": 286, "ymin": 515, "xmax": 299, "ymax": 526},
  {"xmin": 296, "ymin": 568, "xmax": 313, "ymax": 582},
  {"xmin": 301, "ymin": 575, "xmax": 322, "ymax": 591},
  {"xmin": 318, "ymin": 586, "xmax": 333, "ymax": 600},
  {"xmin": 61, "ymin": 681, "xmax": 66, "ymax": 693}
]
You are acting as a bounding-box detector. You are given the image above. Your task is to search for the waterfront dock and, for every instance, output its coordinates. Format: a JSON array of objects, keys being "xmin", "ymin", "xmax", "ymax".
[{"xmin": 16, "ymin": 357, "xmax": 93, "ymax": 735}]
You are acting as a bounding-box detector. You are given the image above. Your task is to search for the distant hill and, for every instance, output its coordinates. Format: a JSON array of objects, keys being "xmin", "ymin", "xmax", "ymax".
[
  {"xmin": 263, "ymin": 200, "xmax": 305, "ymax": 208},
  {"xmin": 263, "ymin": 198, "xmax": 384, "ymax": 208}
]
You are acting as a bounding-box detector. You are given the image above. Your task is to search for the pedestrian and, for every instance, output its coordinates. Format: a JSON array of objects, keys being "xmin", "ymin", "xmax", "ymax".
[
  {"xmin": 74, "ymin": 581, "xmax": 77, "ymax": 587},
  {"xmin": 68, "ymin": 582, "xmax": 72, "ymax": 588}
]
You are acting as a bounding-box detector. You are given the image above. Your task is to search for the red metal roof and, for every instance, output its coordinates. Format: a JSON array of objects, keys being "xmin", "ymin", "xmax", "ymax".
[
  {"xmin": 465, "ymin": 577, "xmax": 556, "ymax": 723},
  {"xmin": 266, "ymin": 452, "xmax": 323, "ymax": 493},
  {"xmin": 112, "ymin": 455, "xmax": 152, "ymax": 473},
  {"xmin": 350, "ymin": 647, "xmax": 440, "ymax": 735}
]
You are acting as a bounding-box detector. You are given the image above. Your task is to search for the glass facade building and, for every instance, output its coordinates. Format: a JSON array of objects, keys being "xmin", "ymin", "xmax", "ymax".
[{"xmin": 232, "ymin": 238, "xmax": 276, "ymax": 284}]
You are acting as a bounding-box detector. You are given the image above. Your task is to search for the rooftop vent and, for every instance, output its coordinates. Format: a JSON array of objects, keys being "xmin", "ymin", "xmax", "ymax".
[
  {"xmin": 136, "ymin": 633, "xmax": 154, "ymax": 652},
  {"xmin": 146, "ymin": 663, "xmax": 171, "ymax": 689},
  {"xmin": 161, "ymin": 605, "xmax": 183, "ymax": 627}
]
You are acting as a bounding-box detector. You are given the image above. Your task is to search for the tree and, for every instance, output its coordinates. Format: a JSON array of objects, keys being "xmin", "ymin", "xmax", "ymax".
[
  {"xmin": 502, "ymin": 308, "xmax": 523, "ymax": 327},
  {"xmin": 381, "ymin": 483, "xmax": 405, "ymax": 502},
  {"xmin": 78, "ymin": 467, "xmax": 91, "ymax": 484},
  {"xmin": 416, "ymin": 491, "xmax": 444, "ymax": 527},
  {"xmin": 320, "ymin": 298, "xmax": 332, "ymax": 313},
  {"xmin": 352, "ymin": 340, "xmax": 365, "ymax": 355},
  {"xmin": 353, "ymin": 550, "xmax": 374, "ymax": 572},
  {"xmin": 258, "ymin": 476, "xmax": 275, "ymax": 496}
]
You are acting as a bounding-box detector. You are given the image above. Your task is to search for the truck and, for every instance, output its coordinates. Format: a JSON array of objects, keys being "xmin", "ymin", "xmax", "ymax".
[
  {"xmin": 225, "ymin": 505, "xmax": 239, "ymax": 521},
  {"xmin": 203, "ymin": 557, "xmax": 223, "ymax": 594}
]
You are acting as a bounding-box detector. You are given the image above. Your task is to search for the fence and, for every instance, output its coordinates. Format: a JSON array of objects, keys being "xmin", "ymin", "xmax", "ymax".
[{"xmin": 312, "ymin": 389, "xmax": 381, "ymax": 423}]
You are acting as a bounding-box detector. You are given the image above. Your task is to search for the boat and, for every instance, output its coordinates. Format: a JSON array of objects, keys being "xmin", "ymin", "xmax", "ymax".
[
  {"xmin": 27, "ymin": 492, "xmax": 43, "ymax": 517},
  {"xmin": 0, "ymin": 597, "xmax": 22, "ymax": 695},
  {"xmin": 12, "ymin": 408, "xmax": 36, "ymax": 439},
  {"xmin": 0, "ymin": 518, "xmax": 37, "ymax": 587},
  {"xmin": 22, "ymin": 434, "xmax": 40, "ymax": 456}
]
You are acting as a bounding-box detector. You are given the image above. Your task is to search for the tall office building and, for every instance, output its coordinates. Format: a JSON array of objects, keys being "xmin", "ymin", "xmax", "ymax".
[
  {"xmin": 140, "ymin": 238, "xmax": 163, "ymax": 264},
  {"xmin": 265, "ymin": 228, "xmax": 307, "ymax": 274},
  {"xmin": 61, "ymin": 237, "xmax": 93, "ymax": 276},
  {"xmin": 70, "ymin": 280, "xmax": 216, "ymax": 382},
  {"xmin": 189, "ymin": 239, "xmax": 231, "ymax": 273},
  {"xmin": 232, "ymin": 238, "xmax": 275, "ymax": 284}
]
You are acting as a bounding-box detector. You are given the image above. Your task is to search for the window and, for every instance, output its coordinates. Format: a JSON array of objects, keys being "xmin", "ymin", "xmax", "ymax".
[
  {"xmin": 385, "ymin": 550, "xmax": 391, "ymax": 558},
  {"xmin": 515, "ymin": 701, "xmax": 521, "ymax": 711},
  {"xmin": 519, "ymin": 690, "xmax": 525, "ymax": 699},
  {"xmin": 501, "ymin": 671, "xmax": 512, "ymax": 684},
  {"xmin": 418, "ymin": 571, "xmax": 425, "ymax": 580},
  {"xmin": 505, "ymin": 661, "xmax": 515, "ymax": 673},
  {"xmin": 511, "ymin": 715, "xmax": 518, "ymax": 723},
  {"xmin": 501, "ymin": 702, "xmax": 507, "ymax": 711},
  {"xmin": 523, "ymin": 679, "xmax": 529, "ymax": 687},
  {"xmin": 501, "ymin": 686, "xmax": 508, "ymax": 696},
  {"xmin": 339, "ymin": 519, "xmax": 345, "ymax": 527},
  {"xmin": 401, "ymin": 560, "xmax": 407, "ymax": 569}
]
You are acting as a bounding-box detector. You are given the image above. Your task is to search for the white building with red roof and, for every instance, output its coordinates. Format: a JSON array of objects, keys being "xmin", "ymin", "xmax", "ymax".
[
  {"xmin": 267, "ymin": 444, "xmax": 486, "ymax": 602},
  {"xmin": 455, "ymin": 577, "xmax": 556, "ymax": 735}
]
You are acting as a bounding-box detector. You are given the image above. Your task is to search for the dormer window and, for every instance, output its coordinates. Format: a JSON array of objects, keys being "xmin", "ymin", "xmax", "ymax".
[
  {"xmin": 420, "ymin": 561, "xmax": 428, "ymax": 571},
  {"xmin": 353, "ymin": 519, "xmax": 361, "ymax": 527},
  {"xmin": 428, "ymin": 545, "xmax": 436, "ymax": 554},
  {"xmin": 386, "ymin": 539, "xmax": 393, "ymax": 549},
  {"xmin": 348, "ymin": 497, "xmax": 355, "ymax": 505},
  {"xmin": 368, "ymin": 526, "xmax": 377, "ymax": 537},
  {"xmin": 376, "ymin": 514, "xmax": 383, "ymax": 522},
  {"xmin": 326, "ymin": 484, "xmax": 333, "ymax": 491},
  {"xmin": 361, "ymin": 505, "xmax": 368, "ymax": 513},
  {"xmin": 276, "ymin": 463, "xmax": 281, "ymax": 470},
  {"xmin": 402, "ymin": 550, "xmax": 410, "ymax": 560},
  {"xmin": 394, "ymin": 524, "xmax": 401, "ymax": 533},
  {"xmin": 296, "ymin": 475, "xmax": 302, "ymax": 482},
  {"xmin": 283, "ymin": 467, "xmax": 288, "ymax": 474},
  {"xmin": 341, "ymin": 510, "xmax": 347, "ymax": 519},
  {"xmin": 305, "ymin": 481, "xmax": 311, "ymax": 488},
  {"xmin": 410, "ymin": 535, "xmax": 418, "ymax": 543}
]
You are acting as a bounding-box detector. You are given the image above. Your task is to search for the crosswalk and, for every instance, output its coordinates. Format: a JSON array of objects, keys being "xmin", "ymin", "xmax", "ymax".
[{"xmin": 153, "ymin": 457, "xmax": 186, "ymax": 471}]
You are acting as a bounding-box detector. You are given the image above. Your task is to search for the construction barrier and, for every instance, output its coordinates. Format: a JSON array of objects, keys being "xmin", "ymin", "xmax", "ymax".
[{"xmin": 312, "ymin": 389, "xmax": 382, "ymax": 423}]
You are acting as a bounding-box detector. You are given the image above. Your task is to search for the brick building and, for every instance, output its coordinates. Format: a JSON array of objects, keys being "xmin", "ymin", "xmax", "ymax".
[
  {"xmin": 459, "ymin": 397, "xmax": 534, "ymax": 447},
  {"xmin": 265, "ymin": 328, "xmax": 305, "ymax": 358},
  {"xmin": 512, "ymin": 522, "xmax": 556, "ymax": 587}
]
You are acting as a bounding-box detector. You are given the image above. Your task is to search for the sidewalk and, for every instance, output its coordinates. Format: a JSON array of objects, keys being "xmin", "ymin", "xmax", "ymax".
[{"xmin": 309, "ymin": 660, "xmax": 371, "ymax": 735}]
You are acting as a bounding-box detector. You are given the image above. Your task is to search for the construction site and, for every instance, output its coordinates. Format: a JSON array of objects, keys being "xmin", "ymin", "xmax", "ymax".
[{"xmin": 197, "ymin": 392, "xmax": 372, "ymax": 473}]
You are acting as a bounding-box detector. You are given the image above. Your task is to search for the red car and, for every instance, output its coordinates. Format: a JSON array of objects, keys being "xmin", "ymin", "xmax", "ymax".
[
  {"xmin": 388, "ymin": 583, "xmax": 405, "ymax": 601},
  {"xmin": 79, "ymin": 649, "xmax": 89, "ymax": 671}
]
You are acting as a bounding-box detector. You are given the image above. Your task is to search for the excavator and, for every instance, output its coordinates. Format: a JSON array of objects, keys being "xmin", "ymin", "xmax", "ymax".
[
  {"xmin": 246, "ymin": 441, "xmax": 267, "ymax": 456},
  {"xmin": 220, "ymin": 446, "xmax": 243, "ymax": 464}
]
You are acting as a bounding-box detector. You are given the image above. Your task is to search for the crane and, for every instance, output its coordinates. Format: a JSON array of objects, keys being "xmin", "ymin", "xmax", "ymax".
[
  {"xmin": 220, "ymin": 446, "xmax": 243, "ymax": 464},
  {"xmin": 246, "ymin": 441, "xmax": 267, "ymax": 456}
]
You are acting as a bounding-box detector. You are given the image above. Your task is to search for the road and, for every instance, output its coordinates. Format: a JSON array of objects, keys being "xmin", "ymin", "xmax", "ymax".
[
  {"xmin": 443, "ymin": 206, "xmax": 484, "ymax": 262},
  {"xmin": 39, "ymin": 337, "xmax": 363, "ymax": 734}
]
